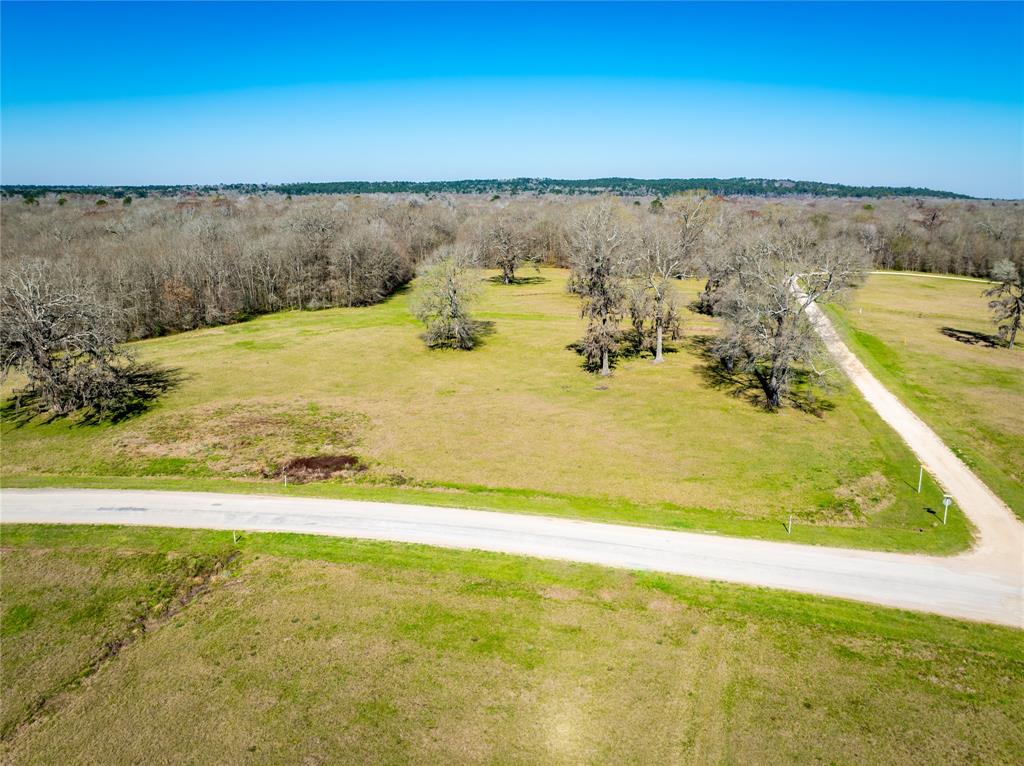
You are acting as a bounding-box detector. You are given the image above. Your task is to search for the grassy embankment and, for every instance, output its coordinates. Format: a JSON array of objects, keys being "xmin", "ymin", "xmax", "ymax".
[
  {"xmin": 1, "ymin": 524, "xmax": 1021, "ymax": 764},
  {"xmin": 827, "ymin": 272, "xmax": 1023, "ymax": 518},
  {"xmin": 2, "ymin": 269, "xmax": 964, "ymax": 552}
]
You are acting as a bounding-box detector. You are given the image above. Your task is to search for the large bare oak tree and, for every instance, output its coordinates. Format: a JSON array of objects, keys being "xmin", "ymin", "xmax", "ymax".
[
  {"xmin": 1, "ymin": 264, "xmax": 176, "ymax": 420},
  {"xmin": 712, "ymin": 228, "xmax": 865, "ymax": 409}
]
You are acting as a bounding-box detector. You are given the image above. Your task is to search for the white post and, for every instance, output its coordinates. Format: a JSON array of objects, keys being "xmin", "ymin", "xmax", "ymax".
[
  {"xmin": 232, "ymin": 530, "xmax": 237, "ymax": 545},
  {"xmin": 917, "ymin": 465, "xmax": 923, "ymax": 494},
  {"xmin": 942, "ymin": 494, "xmax": 952, "ymax": 525},
  {"xmin": 787, "ymin": 514, "xmax": 793, "ymax": 535}
]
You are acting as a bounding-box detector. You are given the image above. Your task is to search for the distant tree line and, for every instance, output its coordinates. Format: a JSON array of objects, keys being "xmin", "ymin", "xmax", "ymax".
[{"xmin": 2, "ymin": 175, "xmax": 973, "ymax": 201}]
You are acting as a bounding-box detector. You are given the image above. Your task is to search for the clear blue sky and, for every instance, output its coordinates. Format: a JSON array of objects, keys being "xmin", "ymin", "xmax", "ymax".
[{"xmin": 2, "ymin": 1, "xmax": 1021, "ymax": 197}]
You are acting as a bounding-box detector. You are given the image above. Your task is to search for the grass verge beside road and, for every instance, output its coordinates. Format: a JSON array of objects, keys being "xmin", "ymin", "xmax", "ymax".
[
  {"xmin": 1, "ymin": 523, "xmax": 1021, "ymax": 764},
  {"xmin": 0, "ymin": 533, "xmax": 234, "ymax": 741},
  {"xmin": 827, "ymin": 273, "xmax": 1024, "ymax": 517}
]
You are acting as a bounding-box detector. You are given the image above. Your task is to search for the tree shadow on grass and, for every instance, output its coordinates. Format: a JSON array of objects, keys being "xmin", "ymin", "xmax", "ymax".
[
  {"xmin": 940, "ymin": 326, "xmax": 1007, "ymax": 349},
  {"xmin": 485, "ymin": 275, "xmax": 550, "ymax": 286},
  {"xmin": 470, "ymin": 319, "xmax": 497, "ymax": 346},
  {"xmin": 688, "ymin": 335, "xmax": 836, "ymax": 417},
  {"xmin": 1, "ymin": 364, "xmax": 184, "ymax": 427},
  {"xmin": 87, "ymin": 364, "xmax": 185, "ymax": 424},
  {"xmin": 626, "ymin": 339, "xmax": 681, "ymax": 361},
  {"xmin": 564, "ymin": 335, "xmax": 684, "ymax": 375},
  {"xmin": 688, "ymin": 297, "xmax": 716, "ymax": 317},
  {"xmin": 564, "ymin": 340, "xmax": 627, "ymax": 374},
  {"xmin": 420, "ymin": 320, "xmax": 497, "ymax": 351}
]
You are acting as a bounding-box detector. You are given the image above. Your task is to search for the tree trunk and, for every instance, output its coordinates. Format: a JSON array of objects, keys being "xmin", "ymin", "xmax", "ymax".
[
  {"xmin": 1009, "ymin": 312, "xmax": 1020, "ymax": 349},
  {"xmin": 654, "ymin": 322, "xmax": 664, "ymax": 363},
  {"xmin": 766, "ymin": 367, "xmax": 784, "ymax": 410},
  {"xmin": 601, "ymin": 348, "xmax": 610, "ymax": 376},
  {"xmin": 754, "ymin": 368, "xmax": 781, "ymax": 410}
]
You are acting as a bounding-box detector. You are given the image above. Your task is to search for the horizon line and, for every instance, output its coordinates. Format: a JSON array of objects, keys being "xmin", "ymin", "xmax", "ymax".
[{"xmin": 1, "ymin": 176, "xmax": 994, "ymax": 200}]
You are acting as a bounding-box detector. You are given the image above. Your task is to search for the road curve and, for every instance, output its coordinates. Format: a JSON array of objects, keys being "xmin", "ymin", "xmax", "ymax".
[
  {"xmin": 806, "ymin": 300, "xmax": 1023, "ymax": 569},
  {"xmin": 1, "ymin": 488, "xmax": 1021, "ymax": 627},
  {"xmin": 1, "ymin": 273, "xmax": 1020, "ymax": 627}
]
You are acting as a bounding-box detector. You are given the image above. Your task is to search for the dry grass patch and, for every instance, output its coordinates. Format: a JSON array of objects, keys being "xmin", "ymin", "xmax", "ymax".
[
  {"xmin": 112, "ymin": 400, "xmax": 369, "ymax": 478},
  {"xmin": 832, "ymin": 472, "xmax": 896, "ymax": 522}
]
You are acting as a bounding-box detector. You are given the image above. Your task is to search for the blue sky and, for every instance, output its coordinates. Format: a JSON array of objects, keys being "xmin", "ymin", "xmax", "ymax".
[{"xmin": 2, "ymin": 1, "xmax": 1021, "ymax": 197}]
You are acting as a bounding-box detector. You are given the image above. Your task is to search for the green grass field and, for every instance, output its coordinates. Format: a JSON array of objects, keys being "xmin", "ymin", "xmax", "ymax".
[
  {"xmin": 828, "ymin": 273, "xmax": 1023, "ymax": 517},
  {"xmin": 1, "ymin": 268, "xmax": 966, "ymax": 552},
  {"xmin": 0, "ymin": 539, "xmax": 232, "ymax": 741},
  {"xmin": 2, "ymin": 524, "xmax": 1021, "ymax": 765}
]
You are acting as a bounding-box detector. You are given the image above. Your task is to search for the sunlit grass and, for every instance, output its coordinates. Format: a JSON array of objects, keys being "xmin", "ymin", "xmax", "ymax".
[
  {"xmin": 828, "ymin": 273, "xmax": 1024, "ymax": 517},
  {"xmin": 2, "ymin": 268, "xmax": 963, "ymax": 551},
  {"xmin": 2, "ymin": 524, "xmax": 1021, "ymax": 764}
]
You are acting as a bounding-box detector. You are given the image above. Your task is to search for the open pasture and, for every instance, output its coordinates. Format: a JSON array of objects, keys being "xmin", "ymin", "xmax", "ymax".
[{"xmin": 2, "ymin": 269, "xmax": 961, "ymax": 552}]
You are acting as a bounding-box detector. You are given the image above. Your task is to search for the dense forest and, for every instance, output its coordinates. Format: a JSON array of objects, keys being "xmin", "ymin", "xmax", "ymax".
[{"xmin": 2, "ymin": 176, "xmax": 976, "ymax": 200}]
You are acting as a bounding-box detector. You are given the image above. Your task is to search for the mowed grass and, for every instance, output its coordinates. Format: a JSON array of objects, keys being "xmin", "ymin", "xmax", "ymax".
[
  {"xmin": 828, "ymin": 273, "xmax": 1024, "ymax": 517},
  {"xmin": 2, "ymin": 524, "xmax": 1022, "ymax": 765},
  {"xmin": 2, "ymin": 268, "xmax": 964, "ymax": 552}
]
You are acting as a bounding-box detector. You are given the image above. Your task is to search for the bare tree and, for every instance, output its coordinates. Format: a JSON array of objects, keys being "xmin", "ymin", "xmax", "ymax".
[
  {"xmin": 713, "ymin": 230, "xmax": 865, "ymax": 409},
  {"xmin": 411, "ymin": 245, "xmax": 482, "ymax": 349},
  {"xmin": 290, "ymin": 208, "xmax": 343, "ymax": 309},
  {"xmin": 0, "ymin": 263, "xmax": 175, "ymax": 420},
  {"xmin": 693, "ymin": 205, "xmax": 744, "ymax": 317},
  {"xmin": 569, "ymin": 201, "xmax": 631, "ymax": 375},
  {"xmin": 634, "ymin": 195, "xmax": 708, "ymax": 361},
  {"xmin": 2, "ymin": 193, "xmax": 1019, "ymax": 352},
  {"xmin": 625, "ymin": 278, "xmax": 682, "ymax": 356},
  {"xmin": 483, "ymin": 215, "xmax": 534, "ymax": 284},
  {"xmin": 984, "ymin": 259, "xmax": 1024, "ymax": 348},
  {"xmin": 332, "ymin": 218, "xmax": 411, "ymax": 307}
]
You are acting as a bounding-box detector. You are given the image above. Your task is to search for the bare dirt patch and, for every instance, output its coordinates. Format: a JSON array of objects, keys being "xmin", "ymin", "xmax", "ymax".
[
  {"xmin": 833, "ymin": 472, "xmax": 895, "ymax": 522},
  {"xmin": 646, "ymin": 598, "xmax": 683, "ymax": 614},
  {"xmin": 275, "ymin": 455, "xmax": 366, "ymax": 483}
]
